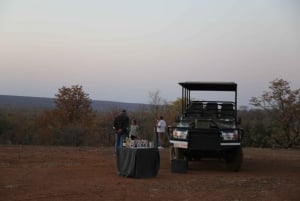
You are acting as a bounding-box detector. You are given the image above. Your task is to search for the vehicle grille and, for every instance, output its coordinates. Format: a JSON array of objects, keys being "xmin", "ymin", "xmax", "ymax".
[{"xmin": 188, "ymin": 129, "xmax": 221, "ymax": 150}]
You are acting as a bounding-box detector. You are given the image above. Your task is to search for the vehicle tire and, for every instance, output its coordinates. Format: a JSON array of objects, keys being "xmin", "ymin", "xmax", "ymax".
[
  {"xmin": 170, "ymin": 145, "xmax": 176, "ymax": 160},
  {"xmin": 225, "ymin": 148, "xmax": 243, "ymax": 172},
  {"xmin": 170, "ymin": 145, "xmax": 185, "ymax": 160},
  {"xmin": 170, "ymin": 145, "xmax": 188, "ymax": 173}
]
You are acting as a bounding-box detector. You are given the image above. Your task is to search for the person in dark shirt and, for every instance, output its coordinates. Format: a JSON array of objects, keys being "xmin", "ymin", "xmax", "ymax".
[{"xmin": 113, "ymin": 109, "xmax": 130, "ymax": 153}]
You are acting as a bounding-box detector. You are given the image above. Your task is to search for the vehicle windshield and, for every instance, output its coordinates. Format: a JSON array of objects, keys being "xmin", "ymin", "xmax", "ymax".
[
  {"xmin": 192, "ymin": 118, "xmax": 236, "ymax": 129},
  {"xmin": 214, "ymin": 118, "xmax": 236, "ymax": 129},
  {"xmin": 176, "ymin": 122, "xmax": 191, "ymax": 128}
]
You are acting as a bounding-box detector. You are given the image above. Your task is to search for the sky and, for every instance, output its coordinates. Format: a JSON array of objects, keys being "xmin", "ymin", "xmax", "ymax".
[{"xmin": 0, "ymin": 0, "xmax": 299, "ymax": 106}]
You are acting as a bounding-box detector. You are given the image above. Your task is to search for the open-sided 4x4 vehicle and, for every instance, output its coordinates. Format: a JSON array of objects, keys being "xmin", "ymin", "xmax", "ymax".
[{"xmin": 168, "ymin": 82, "xmax": 244, "ymax": 172}]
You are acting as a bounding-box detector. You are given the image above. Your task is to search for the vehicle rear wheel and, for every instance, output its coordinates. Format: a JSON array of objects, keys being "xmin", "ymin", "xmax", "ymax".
[{"xmin": 225, "ymin": 148, "xmax": 243, "ymax": 172}]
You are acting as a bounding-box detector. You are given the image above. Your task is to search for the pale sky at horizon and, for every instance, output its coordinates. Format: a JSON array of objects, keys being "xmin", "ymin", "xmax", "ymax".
[{"xmin": 0, "ymin": 0, "xmax": 299, "ymax": 106}]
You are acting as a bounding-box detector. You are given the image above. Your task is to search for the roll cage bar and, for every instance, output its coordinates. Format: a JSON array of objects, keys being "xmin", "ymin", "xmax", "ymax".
[{"xmin": 179, "ymin": 82, "xmax": 238, "ymax": 118}]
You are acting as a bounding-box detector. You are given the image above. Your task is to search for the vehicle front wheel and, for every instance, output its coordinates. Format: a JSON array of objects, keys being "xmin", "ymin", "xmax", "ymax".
[
  {"xmin": 224, "ymin": 148, "xmax": 243, "ymax": 172},
  {"xmin": 170, "ymin": 144, "xmax": 188, "ymax": 173},
  {"xmin": 170, "ymin": 145, "xmax": 185, "ymax": 160}
]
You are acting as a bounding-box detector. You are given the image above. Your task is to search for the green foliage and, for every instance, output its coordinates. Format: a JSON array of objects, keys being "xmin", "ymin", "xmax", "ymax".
[
  {"xmin": 2, "ymin": 80, "xmax": 298, "ymax": 148},
  {"xmin": 239, "ymin": 109, "xmax": 272, "ymax": 147},
  {"xmin": 95, "ymin": 111, "xmax": 116, "ymax": 146},
  {"xmin": 250, "ymin": 78, "xmax": 300, "ymax": 148},
  {"xmin": 55, "ymin": 85, "xmax": 93, "ymax": 123},
  {"xmin": 35, "ymin": 85, "xmax": 99, "ymax": 146},
  {"xmin": 0, "ymin": 109, "xmax": 38, "ymax": 144}
]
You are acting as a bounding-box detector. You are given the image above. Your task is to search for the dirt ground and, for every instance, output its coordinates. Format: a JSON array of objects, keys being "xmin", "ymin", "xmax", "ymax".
[{"xmin": 0, "ymin": 145, "xmax": 299, "ymax": 201}]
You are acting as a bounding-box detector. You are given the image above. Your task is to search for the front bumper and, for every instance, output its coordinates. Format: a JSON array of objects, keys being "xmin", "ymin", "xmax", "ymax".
[
  {"xmin": 170, "ymin": 140, "xmax": 188, "ymax": 149},
  {"xmin": 170, "ymin": 140, "xmax": 241, "ymax": 149}
]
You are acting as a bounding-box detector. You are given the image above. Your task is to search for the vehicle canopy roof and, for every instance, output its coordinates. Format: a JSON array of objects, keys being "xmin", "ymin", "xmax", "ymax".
[
  {"xmin": 178, "ymin": 82, "xmax": 238, "ymax": 116},
  {"xmin": 179, "ymin": 82, "xmax": 237, "ymax": 92}
]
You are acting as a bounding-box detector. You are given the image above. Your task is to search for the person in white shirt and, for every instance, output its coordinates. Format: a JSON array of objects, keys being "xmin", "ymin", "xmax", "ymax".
[{"xmin": 156, "ymin": 116, "xmax": 166, "ymax": 148}]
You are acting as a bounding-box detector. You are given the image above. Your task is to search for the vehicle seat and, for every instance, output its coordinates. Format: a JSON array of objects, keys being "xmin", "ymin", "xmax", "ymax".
[
  {"xmin": 187, "ymin": 102, "xmax": 203, "ymax": 117},
  {"xmin": 204, "ymin": 102, "xmax": 219, "ymax": 118},
  {"xmin": 220, "ymin": 103, "xmax": 235, "ymax": 118}
]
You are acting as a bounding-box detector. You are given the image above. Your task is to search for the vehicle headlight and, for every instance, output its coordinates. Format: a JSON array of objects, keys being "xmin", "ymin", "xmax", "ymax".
[
  {"xmin": 221, "ymin": 130, "xmax": 239, "ymax": 141},
  {"xmin": 172, "ymin": 129, "xmax": 188, "ymax": 139}
]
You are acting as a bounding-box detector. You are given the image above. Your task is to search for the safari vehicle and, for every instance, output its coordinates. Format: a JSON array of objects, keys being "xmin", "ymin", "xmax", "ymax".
[{"xmin": 168, "ymin": 82, "xmax": 244, "ymax": 172}]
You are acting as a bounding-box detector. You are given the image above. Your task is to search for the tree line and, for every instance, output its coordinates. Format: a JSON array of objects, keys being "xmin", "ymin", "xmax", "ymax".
[{"xmin": 0, "ymin": 79, "xmax": 299, "ymax": 148}]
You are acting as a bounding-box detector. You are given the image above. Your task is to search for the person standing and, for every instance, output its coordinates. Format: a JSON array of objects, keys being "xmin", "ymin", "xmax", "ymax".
[
  {"xmin": 129, "ymin": 119, "xmax": 139, "ymax": 140},
  {"xmin": 156, "ymin": 116, "xmax": 166, "ymax": 149},
  {"xmin": 113, "ymin": 110, "xmax": 130, "ymax": 153}
]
